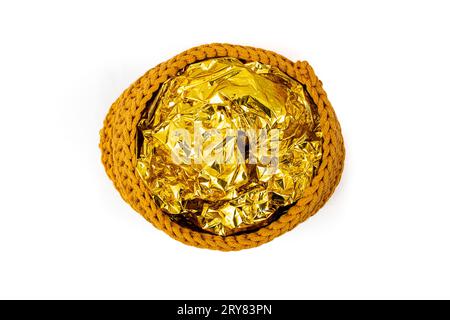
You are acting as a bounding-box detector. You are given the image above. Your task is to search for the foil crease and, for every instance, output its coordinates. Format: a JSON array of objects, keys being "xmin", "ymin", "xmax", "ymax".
[{"xmin": 137, "ymin": 58, "xmax": 322, "ymax": 236}]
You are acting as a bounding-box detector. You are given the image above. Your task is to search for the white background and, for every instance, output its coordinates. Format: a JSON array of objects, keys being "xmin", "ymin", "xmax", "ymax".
[{"xmin": 0, "ymin": 0, "xmax": 449, "ymax": 300}]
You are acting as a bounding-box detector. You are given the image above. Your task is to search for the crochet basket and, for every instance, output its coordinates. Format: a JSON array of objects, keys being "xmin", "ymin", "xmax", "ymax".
[{"xmin": 100, "ymin": 43, "xmax": 345, "ymax": 251}]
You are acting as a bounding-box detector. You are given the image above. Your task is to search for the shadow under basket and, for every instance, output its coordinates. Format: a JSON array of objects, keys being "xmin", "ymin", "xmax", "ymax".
[{"xmin": 100, "ymin": 43, "xmax": 345, "ymax": 251}]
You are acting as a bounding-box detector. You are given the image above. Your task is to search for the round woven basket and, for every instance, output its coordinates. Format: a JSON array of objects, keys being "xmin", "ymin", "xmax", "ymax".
[{"xmin": 100, "ymin": 43, "xmax": 345, "ymax": 251}]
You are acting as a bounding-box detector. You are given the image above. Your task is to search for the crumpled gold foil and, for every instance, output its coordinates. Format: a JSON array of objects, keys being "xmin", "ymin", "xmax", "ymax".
[{"xmin": 136, "ymin": 57, "xmax": 322, "ymax": 236}]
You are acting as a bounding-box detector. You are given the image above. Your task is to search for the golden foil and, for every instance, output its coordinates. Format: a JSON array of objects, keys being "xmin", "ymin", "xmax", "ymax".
[{"xmin": 136, "ymin": 58, "xmax": 322, "ymax": 236}]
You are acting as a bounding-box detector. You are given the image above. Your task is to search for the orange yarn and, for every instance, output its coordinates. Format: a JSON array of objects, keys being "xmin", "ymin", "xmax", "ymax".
[{"xmin": 100, "ymin": 43, "xmax": 345, "ymax": 251}]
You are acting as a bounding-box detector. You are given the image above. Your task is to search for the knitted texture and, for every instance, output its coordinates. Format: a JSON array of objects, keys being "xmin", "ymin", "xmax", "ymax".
[{"xmin": 100, "ymin": 43, "xmax": 345, "ymax": 251}]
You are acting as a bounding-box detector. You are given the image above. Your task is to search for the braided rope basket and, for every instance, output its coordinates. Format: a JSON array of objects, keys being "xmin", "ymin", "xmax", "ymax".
[{"xmin": 100, "ymin": 43, "xmax": 345, "ymax": 251}]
